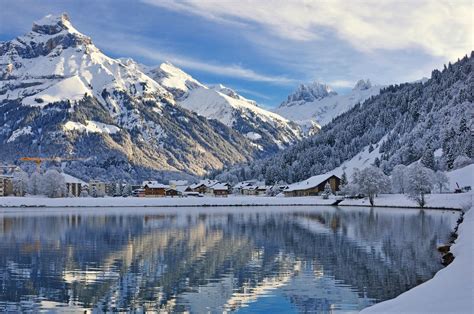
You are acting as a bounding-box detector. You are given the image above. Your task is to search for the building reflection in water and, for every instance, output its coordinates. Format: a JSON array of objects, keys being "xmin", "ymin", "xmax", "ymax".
[{"xmin": 0, "ymin": 207, "xmax": 458, "ymax": 312}]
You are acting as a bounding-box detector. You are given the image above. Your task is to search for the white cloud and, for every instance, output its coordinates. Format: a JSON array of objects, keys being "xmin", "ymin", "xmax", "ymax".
[
  {"xmin": 100, "ymin": 41, "xmax": 296, "ymax": 85},
  {"xmin": 142, "ymin": 0, "xmax": 473, "ymax": 60}
]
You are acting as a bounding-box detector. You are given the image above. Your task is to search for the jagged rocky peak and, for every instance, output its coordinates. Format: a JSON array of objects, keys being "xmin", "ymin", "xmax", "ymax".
[
  {"xmin": 282, "ymin": 81, "xmax": 337, "ymax": 106},
  {"xmin": 353, "ymin": 79, "xmax": 372, "ymax": 90},
  {"xmin": 1, "ymin": 13, "xmax": 93, "ymax": 59},
  {"xmin": 32, "ymin": 13, "xmax": 73, "ymax": 35}
]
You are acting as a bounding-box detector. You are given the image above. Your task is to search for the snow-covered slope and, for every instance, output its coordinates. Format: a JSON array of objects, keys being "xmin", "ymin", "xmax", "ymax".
[
  {"xmin": 0, "ymin": 13, "xmax": 263, "ymax": 181},
  {"xmin": 274, "ymin": 80, "xmax": 381, "ymax": 132},
  {"xmin": 146, "ymin": 63, "xmax": 302, "ymax": 152}
]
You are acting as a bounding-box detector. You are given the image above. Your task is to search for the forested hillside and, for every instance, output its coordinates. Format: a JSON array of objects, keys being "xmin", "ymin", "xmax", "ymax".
[{"xmin": 216, "ymin": 53, "xmax": 473, "ymax": 184}]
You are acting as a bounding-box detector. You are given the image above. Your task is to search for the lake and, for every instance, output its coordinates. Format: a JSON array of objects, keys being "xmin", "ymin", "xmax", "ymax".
[{"xmin": 0, "ymin": 206, "xmax": 459, "ymax": 313}]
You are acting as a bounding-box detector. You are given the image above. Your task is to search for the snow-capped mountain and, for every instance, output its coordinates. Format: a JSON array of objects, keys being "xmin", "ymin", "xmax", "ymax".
[
  {"xmin": 0, "ymin": 14, "xmax": 265, "ymax": 181},
  {"xmin": 274, "ymin": 80, "xmax": 381, "ymax": 133},
  {"xmin": 145, "ymin": 62, "xmax": 302, "ymax": 151}
]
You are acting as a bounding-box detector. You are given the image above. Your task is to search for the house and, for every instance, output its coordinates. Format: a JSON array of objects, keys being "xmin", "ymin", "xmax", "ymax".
[
  {"xmin": 255, "ymin": 185, "xmax": 271, "ymax": 196},
  {"xmin": 62, "ymin": 173, "xmax": 85, "ymax": 197},
  {"xmin": 188, "ymin": 179, "xmax": 219, "ymax": 194},
  {"xmin": 283, "ymin": 174, "xmax": 340, "ymax": 197},
  {"xmin": 0, "ymin": 175, "xmax": 13, "ymax": 196},
  {"xmin": 89, "ymin": 180, "xmax": 106, "ymax": 197},
  {"xmin": 233, "ymin": 180, "xmax": 259, "ymax": 195},
  {"xmin": 142, "ymin": 181, "xmax": 169, "ymax": 197},
  {"xmin": 209, "ymin": 183, "xmax": 229, "ymax": 197},
  {"xmin": 165, "ymin": 187, "xmax": 181, "ymax": 197}
]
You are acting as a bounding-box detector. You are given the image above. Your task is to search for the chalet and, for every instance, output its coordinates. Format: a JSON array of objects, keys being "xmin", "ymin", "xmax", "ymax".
[
  {"xmin": 188, "ymin": 179, "xmax": 219, "ymax": 194},
  {"xmin": 233, "ymin": 180, "xmax": 259, "ymax": 195},
  {"xmin": 0, "ymin": 175, "xmax": 13, "ymax": 196},
  {"xmin": 165, "ymin": 188, "xmax": 181, "ymax": 197},
  {"xmin": 255, "ymin": 185, "xmax": 271, "ymax": 196},
  {"xmin": 283, "ymin": 174, "xmax": 340, "ymax": 197},
  {"xmin": 209, "ymin": 183, "xmax": 229, "ymax": 197},
  {"xmin": 142, "ymin": 181, "xmax": 169, "ymax": 197}
]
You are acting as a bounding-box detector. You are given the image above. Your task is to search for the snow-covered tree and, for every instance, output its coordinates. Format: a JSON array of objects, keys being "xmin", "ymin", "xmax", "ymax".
[
  {"xmin": 340, "ymin": 170, "xmax": 348, "ymax": 186},
  {"xmin": 42, "ymin": 169, "xmax": 67, "ymax": 198},
  {"xmin": 406, "ymin": 163, "xmax": 434, "ymax": 207},
  {"xmin": 352, "ymin": 166, "xmax": 391, "ymax": 206},
  {"xmin": 433, "ymin": 171, "xmax": 449, "ymax": 193},
  {"xmin": 421, "ymin": 146, "xmax": 435, "ymax": 170},
  {"xmin": 391, "ymin": 164, "xmax": 408, "ymax": 194},
  {"xmin": 80, "ymin": 185, "xmax": 89, "ymax": 197},
  {"xmin": 12, "ymin": 170, "xmax": 29, "ymax": 196},
  {"xmin": 28, "ymin": 172, "xmax": 42, "ymax": 195}
]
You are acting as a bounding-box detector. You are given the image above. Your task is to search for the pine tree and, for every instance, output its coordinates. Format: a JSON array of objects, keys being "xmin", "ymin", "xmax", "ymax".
[{"xmin": 421, "ymin": 145, "xmax": 435, "ymax": 170}]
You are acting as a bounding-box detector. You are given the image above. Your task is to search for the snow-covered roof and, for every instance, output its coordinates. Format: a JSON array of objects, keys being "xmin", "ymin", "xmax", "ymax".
[
  {"xmin": 142, "ymin": 181, "xmax": 168, "ymax": 189},
  {"xmin": 62, "ymin": 173, "xmax": 86, "ymax": 184},
  {"xmin": 285, "ymin": 173, "xmax": 339, "ymax": 192},
  {"xmin": 210, "ymin": 183, "xmax": 229, "ymax": 191},
  {"xmin": 189, "ymin": 179, "xmax": 219, "ymax": 189}
]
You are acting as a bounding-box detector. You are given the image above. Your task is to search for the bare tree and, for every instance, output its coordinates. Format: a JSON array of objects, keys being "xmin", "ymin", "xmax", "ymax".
[{"xmin": 352, "ymin": 166, "xmax": 391, "ymax": 206}]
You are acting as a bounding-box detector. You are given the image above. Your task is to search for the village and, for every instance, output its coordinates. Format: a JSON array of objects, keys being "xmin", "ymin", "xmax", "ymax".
[{"xmin": 0, "ymin": 166, "xmax": 342, "ymax": 199}]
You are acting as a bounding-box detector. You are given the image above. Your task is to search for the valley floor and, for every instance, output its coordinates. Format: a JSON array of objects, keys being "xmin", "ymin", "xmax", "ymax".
[{"xmin": 361, "ymin": 205, "xmax": 474, "ymax": 313}]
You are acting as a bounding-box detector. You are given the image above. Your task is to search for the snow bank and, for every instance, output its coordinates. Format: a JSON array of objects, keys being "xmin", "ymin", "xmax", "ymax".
[
  {"xmin": 361, "ymin": 206, "xmax": 474, "ymax": 313},
  {"xmin": 0, "ymin": 195, "xmax": 338, "ymax": 208},
  {"xmin": 446, "ymin": 164, "xmax": 474, "ymax": 191},
  {"xmin": 0, "ymin": 194, "xmax": 469, "ymax": 210},
  {"xmin": 342, "ymin": 193, "xmax": 473, "ymax": 210}
]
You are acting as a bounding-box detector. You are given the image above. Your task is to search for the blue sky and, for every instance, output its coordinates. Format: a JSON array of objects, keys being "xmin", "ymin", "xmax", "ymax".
[{"xmin": 0, "ymin": 0, "xmax": 471, "ymax": 107}]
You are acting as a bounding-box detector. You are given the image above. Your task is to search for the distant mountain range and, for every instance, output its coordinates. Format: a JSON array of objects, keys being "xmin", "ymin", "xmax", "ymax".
[
  {"xmin": 0, "ymin": 14, "xmax": 302, "ymax": 182},
  {"xmin": 274, "ymin": 80, "xmax": 381, "ymax": 134}
]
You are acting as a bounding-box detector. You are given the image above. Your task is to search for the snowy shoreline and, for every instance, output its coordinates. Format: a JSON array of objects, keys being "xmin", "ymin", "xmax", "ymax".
[
  {"xmin": 361, "ymin": 206, "xmax": 473, "ymax": 313},
  {"xmin": 0, "ymin": 193, "xmax": 471, "ymax": 211}
]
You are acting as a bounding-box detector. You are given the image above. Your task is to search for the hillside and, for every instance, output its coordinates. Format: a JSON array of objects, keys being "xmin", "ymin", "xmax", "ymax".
[{"xmin": 217, "ymin": 54, "xmax": 473, "ymax": 184}]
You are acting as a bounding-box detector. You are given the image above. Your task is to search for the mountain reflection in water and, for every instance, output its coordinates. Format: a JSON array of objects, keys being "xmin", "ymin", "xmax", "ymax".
[{"xmin": 0, "ymin": 206, "xmax": 458, "ymax": 313}]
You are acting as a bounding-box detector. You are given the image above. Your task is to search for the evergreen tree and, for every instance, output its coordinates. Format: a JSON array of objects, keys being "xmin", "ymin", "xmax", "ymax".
[{"xmin": 421, "ymin": 145, "xmax": 435, "ymax": 170}]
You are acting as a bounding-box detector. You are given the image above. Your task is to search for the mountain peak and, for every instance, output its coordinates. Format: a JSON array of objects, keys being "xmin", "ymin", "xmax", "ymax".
[
  {"xmin": 32, "ymin": 13, "xmax": 76, "ymax": 35},
  {"xmin": 280, "ymin": 81, "xmax": 336, "ymax": 107},
  {"xmin": 353, "ymin": 79, "xmax": 372, "ymax": 91}
]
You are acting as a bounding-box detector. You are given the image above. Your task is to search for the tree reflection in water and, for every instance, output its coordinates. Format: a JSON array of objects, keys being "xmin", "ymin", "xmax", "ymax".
[{"xmin": 0, "ymin": 207, "xmax": 458, "ymax": 312}]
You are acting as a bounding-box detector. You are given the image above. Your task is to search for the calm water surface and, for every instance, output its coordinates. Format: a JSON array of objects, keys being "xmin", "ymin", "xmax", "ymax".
[{"xmin": 0, "ymin": 206, "xmax": 458, "ymax": 313}]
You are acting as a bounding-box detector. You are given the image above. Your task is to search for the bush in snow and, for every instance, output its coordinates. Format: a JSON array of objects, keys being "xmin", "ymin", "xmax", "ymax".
[
  {"xmin": 453, "ymin": 155, "xmax": 472, "ymax": 170},
  {"xmin": 391, "ymin": 164, "xmax": 408, "ymax": 194},
  {"xmin": 42, "ymin": 169, "xmax": 67, "ymax": 198},
  {"xmin": 352, "ymin": 166, "xmax": 391, "ymax": 206},
  {"xmin": 12, "ymin": 170, "xmax": 29, "ymax": 196},
  {"xmin": 433, "ymin": 171, "xmax": 449, "ymax": 193},
  {"xmin": 406, "ymin": 163, "xmax": 434, "ymax": 208}
]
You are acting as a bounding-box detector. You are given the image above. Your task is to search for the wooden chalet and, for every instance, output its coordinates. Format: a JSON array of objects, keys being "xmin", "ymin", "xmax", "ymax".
[
  {"xmin": 284, "ymin": 174, "xmax": 340, "ymax": 197},
  {"xmin": 142, "ymin": 181, "xmax": 168, "ymax": 197}
]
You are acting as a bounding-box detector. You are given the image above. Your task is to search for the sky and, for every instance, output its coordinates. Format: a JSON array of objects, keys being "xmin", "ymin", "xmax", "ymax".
[{"xmin": 0, "ymin": 0, "xmax": 472, "ymax": 107}]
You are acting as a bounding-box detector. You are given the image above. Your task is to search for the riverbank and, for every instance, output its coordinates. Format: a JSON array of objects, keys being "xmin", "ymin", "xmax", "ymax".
[
  {"xmin": 0, "ymin": 193, "xmax": 471, "ymax": 210},
  {"xmin": 361, "ymin": 206, "xmax": 474, "ymax": 313}
]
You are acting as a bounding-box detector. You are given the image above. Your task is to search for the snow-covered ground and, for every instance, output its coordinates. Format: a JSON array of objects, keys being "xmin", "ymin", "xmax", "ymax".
[
  {"xmin": 0, "ymin": 195, "xmax": 337, "ymax": 208},
  {"xmin": 361, "ymin": 205, "xmax": 474, "ymax": 313},
  {"xmin": 0, "ymin": 193, "xmax": 470, "ymax": 210},
  {"xmin": 342, "ymin": 192, "xmax": 472, "ymax": 210}
]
